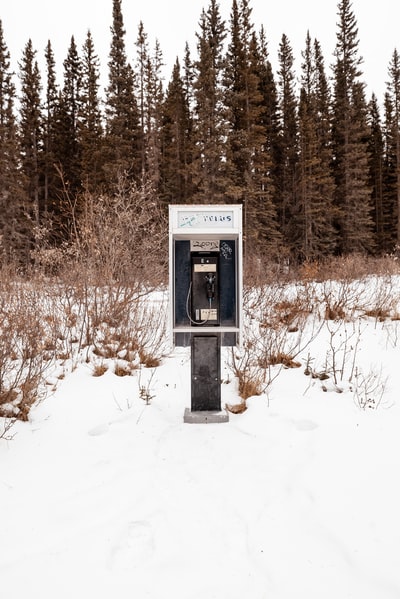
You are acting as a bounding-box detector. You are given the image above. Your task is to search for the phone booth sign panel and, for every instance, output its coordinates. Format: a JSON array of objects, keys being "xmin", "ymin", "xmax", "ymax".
[{"xmin": 169, "ymin": 205, "xmax": 243, "ymax": 348}]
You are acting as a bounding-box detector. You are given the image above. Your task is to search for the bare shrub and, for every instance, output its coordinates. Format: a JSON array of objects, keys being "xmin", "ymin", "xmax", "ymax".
[
  {"xmin": 28, "ymin": 177, "xmax": 170, "ymax": 373},
  {"xmin": 297, "ymin": 260, "xmax": 322, "ymax": 281},
  {"xmin": 244, "ymin": 249, "xmax": 291, "ymax": 286},
  {"xmin": 246, "ymin": 278, "xmax": 317, "ymax": 330},
  {"xmin": 361, "ymin": 275, "xmax": 400, "ymax": 323},
  {"xmin": 0, "ymin": 275, "xmax": 53, "ymax": 421},
  {"xmin": 230, "ymin": 277, "xmax": 323, "ymax": 403},
  {"xmin": 253, "ymin": 282, "xmax": 323, "ymax": 369},
  {"xmin": 229, "ymin": 344, "xmax": 265, "ymax": 401},
  {"xmin": 269, "ymin": 298, "xmax": 312, "ymax": 332},
  {"xmin": 130, "ymin": 296, "xmax": 168, "ymax": 367},
  {"xmin": 321, "ymin": 278, "xmax": 367, "ymax": 321},
  {"xmin": 0, "ymin": 418, "xmax": 16, "ymax": 441},
  {"xmin": 76, "ymin": 177, "xmax": 168, "ymax": 288},
  {"xmin": 383, "ymin": 321, "xmax": 400, "ymax": 348},
  {"xmin": 41, "ymin": 268, "xmax": 168, "ymax": 373},
  {"xmin": 84, "ymin": 287, "xmax": 167, "ymax": 375},
  {"xmin": 0, "ymin": 177, "xmax": 170, "ymax": 425},
  {"xmin": 138, "ymin": 368, "xmax": 156, "ymax": 404},
  {"xmin": 303, "ymin": 318, "xmax": 365, "ymax": 394},
  {"xmin": 353, "ymin": 367, "xmax": 388, "ymax": 410},
  {"xmin": 302, "ymin": 353, "xmax": 330, "ymax": 381}
]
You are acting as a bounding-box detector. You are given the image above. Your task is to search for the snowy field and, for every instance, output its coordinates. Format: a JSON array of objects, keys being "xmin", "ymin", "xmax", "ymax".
[{"xmin": 1, "ymin": 278, "xmax": 400, "ymax": 599}]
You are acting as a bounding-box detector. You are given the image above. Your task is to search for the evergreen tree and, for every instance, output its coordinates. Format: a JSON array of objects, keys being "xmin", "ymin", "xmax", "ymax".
[
  {"xmin": 254, "ymin": 26, "xmax": 282, "ymax": 252},
  {"xmin": 135, "ymin": 25, "xmax": 164, "ymax": 189},
  {"xmin": 224, "ymin": 0, "xmax": 258, "ymax": 201},
  {"xmin": 223, "ymin": 2, "xmax": 267, "ymax": 214},
  {"xmin": 192, "ymin": 0, "xmax": 227, "ymax": 203},
  {"xmin": 257, "ymin": 26, "xmax": 280, "ymax": 159},
  {"xmin": 386, "ymin": 48, "xmax": 400, "ymax": 247},
  {"xmin": 43, "ymin": 40, "xmax": 59, "ymax": 222},
  {"xmin": 146, "ymin": 40, "xmax": 164, "ymax": 191},
  {"xmin": 0, "ymin": 21, "xmax": 27, "ymax": 259},
  {"xmin": 294, "ymin": 32, "xmax": 336, "ymax": 260},
  {"xmin": 104, "ymin": 0, "xmax": 140, "ymax": 184},
  {"xmin": 275, "ymin": 33, "xmax": 299, "ymax": 246},
  {"xmin": 160, "ymin": 59, "xmax": 193, "ymax": 205},
  {"xmin": 314, "ymin": 38, "xmax": 334, "ymax": 180},
  {"xmin": 183, "ymin": 42, "xmax": 195, "ymax": 115},
  {"xmin": 79, "ymin": 30, "xmax": 104, "ymax": 191},
  {"xmin": 135, "ymin": 21, "xmax": 148, "ymax": 180},
  {"xmin": 331, "ymin": 0, "xmax": 374, "ymax": 253},
  {"xmin": 53, "ymin": 36, "xmax": 83, "ymax": 198},
  {"xmin": 18, "ymin": 39, "xmax": 43, "ymax": 229},
  {"xmin": 182, "ymin": 43, "xmax": 197, "ymax": 199},
  {"xmin": 226, "ymin": 18, "xmax": 280, "ymax": 252},
  {"xmin": 367, "ymin": 94, "xmax": 385, "ymax": 250},
  {"xmin": 382, "ymin": 92, "xmax": 398, "ymax": 249}
]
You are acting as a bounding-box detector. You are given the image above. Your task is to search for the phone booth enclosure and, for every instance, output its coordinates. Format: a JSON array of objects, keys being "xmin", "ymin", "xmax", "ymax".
[{"xmin": 169, "ymin": 205, "xmax": 242, "ymax": 419}]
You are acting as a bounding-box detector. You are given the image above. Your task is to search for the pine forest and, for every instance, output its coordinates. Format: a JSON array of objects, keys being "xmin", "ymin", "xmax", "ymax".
[{"xmin": 1, "ymin": 0, "xmax": 400, "ymax": 274}]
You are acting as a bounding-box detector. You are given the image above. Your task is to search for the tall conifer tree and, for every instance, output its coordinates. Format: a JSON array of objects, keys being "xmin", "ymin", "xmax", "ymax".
[
  {"xmin": 224, "ymin": 0, "xmax": 258, "ymax": 198},
  {"xmin": 53, "ymin": 36, "xmax": 83, "ymax": 200},
  {"xmin": 331, "ymin": 0, "xmax": 374, "ymax": 253},
  {"xmin": 79, "ymin": 30, "xmax": 103, "ymax": 191},
  {"xmin": 104, "ymin": 0, "xmax": 140, "ymax": 184},
  {"xmin": 248, "ymin": 30, "xmax": 281, "ymax": 253},
  {"xmin": 135, "ymin": 25, "xmax": 164, "ymax": 189},
  {"xmin": 224, "ymin": 7, "xmax": 280, "ymax": 252},
  {"xmin": 43, "ymin": 40, "xmax": 59, "ymax": 221},
  {"xmin": 18, "ymin": 39, "xmax": 43, "ymax": 228},
  {"xmin": 192, "ymin": 0, "xmax": 227, "ymax": 203},
  {"xmin": 382, "ymin": 92, "xmax": 398, "ymax": 250},
  {"xmin": 275, "ymin": 33, "xmax": 299, "ymax": 246},
  {"xmin": 160, "ymin": 59, "xmax": 193, "ymax": 205},
  {"xmin": 254, "ymin": 27, "xmax": 282, "ymax": 252},
  {"xmin": 0, "ymin": 21, "xmax": 27, "ymax": 258},
  {"xmin": 386, "ymin": 48, "xmax": 400, "ymax": 247},
  {"xmin": 294, "ymin": 33, "xmax": 336, "ymax": 260},
  {"xmin": 367, "ymin": 95, "xmax": 385, "ymax": 251},
  {"xmin": 135, "ymin": 21, "xmax": 148, "ymax": 180}
]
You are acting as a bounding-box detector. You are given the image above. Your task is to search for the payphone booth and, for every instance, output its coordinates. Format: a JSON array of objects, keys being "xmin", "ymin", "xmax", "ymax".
[{"xmin": 169, "ymin": 205, "xmax": 243, "ymax": 423}]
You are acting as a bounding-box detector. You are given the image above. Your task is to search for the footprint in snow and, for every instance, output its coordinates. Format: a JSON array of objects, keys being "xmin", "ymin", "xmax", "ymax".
[
  {"xmin": 110, "ymin": 520, "xmax": 155, "ymax": 571},
  {"xmin": 88, "ymin": 423, "xmax": 110, "ymax": 436},
  {"xmin": 294, "ymin": 419, "xmax": 318, "ymax": 431}
]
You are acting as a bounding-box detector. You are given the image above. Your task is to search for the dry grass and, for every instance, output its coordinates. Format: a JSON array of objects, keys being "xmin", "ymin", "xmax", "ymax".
[
  {"xmin": 246, "ymin": 252, "xmax": 400, "ymax": 287},
  {"xmin": 114, "ymin": 363, "xmax": 133, "ymax": 377},
  {"xmin": 263, "ymin": 352, "xmax": 301, "ymax": 369},
  {"xmin": 225, "ymin": 401, "xmax": 247, "ymax": 414},
  {"xmin": 92, "ymin": 363, "xmax": 108, "ymax": 377},
  {"xmin": 139, "ymin": 351, "xmax": 161, "ymax": 368}
]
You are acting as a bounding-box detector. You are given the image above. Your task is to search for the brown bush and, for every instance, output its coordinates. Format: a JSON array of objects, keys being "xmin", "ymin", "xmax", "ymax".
[{"xmin": 0, "ymin": 274, "xmax": 51, "ymax": 420}]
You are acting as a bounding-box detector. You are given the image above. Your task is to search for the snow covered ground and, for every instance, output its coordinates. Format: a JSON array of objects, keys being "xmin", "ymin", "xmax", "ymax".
[{"xmin": 1, "ymin": 285, "xmax": 400, "ymax": 599}]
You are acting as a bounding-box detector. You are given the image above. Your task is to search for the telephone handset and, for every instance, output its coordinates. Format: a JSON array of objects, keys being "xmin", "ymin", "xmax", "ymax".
[
  {"xmin": 188, "ymin": 254, "xmax": 220, "ymax": 325},
  {"xmin": 205, "ymin": 272, "xmax": 216, "ymax": 300}
]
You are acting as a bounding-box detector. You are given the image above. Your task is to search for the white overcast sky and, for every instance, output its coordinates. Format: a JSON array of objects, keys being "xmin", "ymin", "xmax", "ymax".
[{"xmin": 1, "ymin": 0, "xmax": 397, "ymax": 101}]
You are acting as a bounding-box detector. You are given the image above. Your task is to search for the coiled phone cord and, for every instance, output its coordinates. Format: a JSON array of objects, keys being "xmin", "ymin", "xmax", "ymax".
[{"xmin": 185, "ymin": 281, "xmax": 211, "ymax": 325}]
